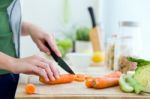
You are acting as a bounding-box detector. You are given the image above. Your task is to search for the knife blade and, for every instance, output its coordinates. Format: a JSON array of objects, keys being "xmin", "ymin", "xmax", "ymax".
[{"xmin": 45, "ymin": 42, "xmax": 75, "ymax": 74}]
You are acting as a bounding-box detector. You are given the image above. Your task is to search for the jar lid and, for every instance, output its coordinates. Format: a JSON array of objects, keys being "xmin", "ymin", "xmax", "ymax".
[{"xmin": 119, "ymin": 21, "xmax": 138, "ymax": 27}]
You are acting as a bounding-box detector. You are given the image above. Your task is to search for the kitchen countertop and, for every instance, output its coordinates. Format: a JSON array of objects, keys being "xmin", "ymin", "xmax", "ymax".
[{"xmin": 15, "ymin": 66, "xmax": 150, "ymax": 99}]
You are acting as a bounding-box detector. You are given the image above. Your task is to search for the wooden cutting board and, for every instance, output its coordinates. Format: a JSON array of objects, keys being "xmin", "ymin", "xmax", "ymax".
[{"xmin": 15, "ymin": 66, "xmax": 150, "ymax": 99}]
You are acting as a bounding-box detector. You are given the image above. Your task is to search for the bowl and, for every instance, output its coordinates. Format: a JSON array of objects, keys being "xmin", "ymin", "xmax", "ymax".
[{"xmin": 66, "ymin": 53, "xmax": 92, "ymax": 70}]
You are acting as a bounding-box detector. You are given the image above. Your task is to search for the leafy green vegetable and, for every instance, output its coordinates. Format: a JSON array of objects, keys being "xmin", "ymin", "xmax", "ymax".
[
  {"xmin": 127, "ymin": 57, "xmax": 150, "ymax": 67},
  {"xmin": 76, "ymin": 27, "xmax": 90, "ymax": 41},
  {"xmin": 133, "ymin": 65, "xmax": 150, "ymax": 92},
  {"xmin": 126, "ymin": 75, "xmax": 144, "ymax": 94},
  {"xmin": 127, "ymin": 57, "xmax": 150, "ymax": 92}
]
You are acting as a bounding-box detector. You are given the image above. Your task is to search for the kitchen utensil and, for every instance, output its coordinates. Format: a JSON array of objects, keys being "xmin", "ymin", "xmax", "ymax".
[
  {"xmin": 88, "ymin": 7, "xmax": 102, "ymax": 52},
  {"xmin": 45, "ymin": 42, "xmax": 75, "ymax": 74}
]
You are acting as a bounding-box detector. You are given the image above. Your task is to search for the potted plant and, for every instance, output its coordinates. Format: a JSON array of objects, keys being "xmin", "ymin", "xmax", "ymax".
[{"xmin": 75, "ymin": 27, "xmax": 92, "ymax": 53}]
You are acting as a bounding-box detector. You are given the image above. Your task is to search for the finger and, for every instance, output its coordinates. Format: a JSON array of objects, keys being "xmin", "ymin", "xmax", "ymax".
[
  {"xmin": 30, "ymin": 55, "xmax": 54, "ymax": 81},
  {"xmin": 37, "ymin": 41, "xmax": 50, "ymax": 55},
  {"xmin": 48, "ymin": 62, "xmax": 60, "ymax": 79},
  {"xmin": 40, "ymin": 58, "xmax": 60, "ymax": 79},
  {"xmin": 35, "ymin": 68, "xmax": 49, "ymax": 82},
  {"xmin": 45, "ymin": 64, "xmax": 55, "ymax": 81},
  {"xmin": 46, "ymin": 34, "xmax": 61, "ymax": 57},
  {"xmin": 39, "ymin": 69, "xmax": 49, "ymax": 82},
  {"xmin": 36, "ymin": 61, "xmax": 55, "ymax": 81}
]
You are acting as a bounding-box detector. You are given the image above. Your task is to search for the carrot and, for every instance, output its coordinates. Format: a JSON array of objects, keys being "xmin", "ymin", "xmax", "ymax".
[
  {"xmin": 104, "ymin": 71, "xmax": 122, "ymax": 78},
  {"xmin": 85, "ymin": 78, "xmax": 94, "ymax": 88},
  {"xmin": 74, "ymin": 74, "xmax": 86, "ymax": 82},
  {"xmin": 39, "ymin": 74, "xmax": 74, "ymax": 85},
  {"xmin": 93, "ymin": 77, "xmax": 119, "ymax": 89},
  {"xmin": 84, "ymin": 71, "xmax": 121, "ymax": 89},
  {"xmin": 74, "ymin": 74, "xmax": 93, "ymax": 82},
  {"xmin": 25, "ymin": 83, "xmax": 36, "ymax": 94},
  {"xmin": 85, "ymin": 75, "xmax": 93, "ymax": 80}
]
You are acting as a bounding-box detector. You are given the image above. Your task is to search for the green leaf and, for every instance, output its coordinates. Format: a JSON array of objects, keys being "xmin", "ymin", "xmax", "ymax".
[{"xmin": 127, "ymin": 57, "xmax": 150, "ymax": 67}]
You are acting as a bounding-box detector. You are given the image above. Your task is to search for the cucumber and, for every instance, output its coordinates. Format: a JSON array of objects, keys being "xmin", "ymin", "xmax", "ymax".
[{"xmin": 119, "ymin": 74, "xmax": 134, "ymax": 93}]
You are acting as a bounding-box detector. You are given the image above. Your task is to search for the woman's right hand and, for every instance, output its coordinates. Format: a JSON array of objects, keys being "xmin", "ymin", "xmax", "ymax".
[{"xmin": 11, "ymin": 55, "xmax": 60, "ymax": 81}]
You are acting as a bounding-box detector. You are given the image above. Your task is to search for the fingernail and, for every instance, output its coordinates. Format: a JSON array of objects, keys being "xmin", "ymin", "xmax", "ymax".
[
  {"xmin": 46, "ymin": 78, "xmax": 49, "ymax": 82},
  {"xmin": 56, "ymin": 75, "xmax": 60, "ymax": 79},
  {"xmin": 51, "ymin": 77, "xmax": 55, "ymax": 81}
]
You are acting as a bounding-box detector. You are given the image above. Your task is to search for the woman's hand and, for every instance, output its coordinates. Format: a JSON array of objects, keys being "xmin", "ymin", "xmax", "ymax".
[
  {"xmin": 0, "ymin": 51, "xmax": 60, "ymax": 81},
  {"xmin": 11, "ymin": 55, "xmax": 60, "ymax": 81},
  {"xmin": 22, "ymin": 22, "xmax": 61, "ymax": 57}
]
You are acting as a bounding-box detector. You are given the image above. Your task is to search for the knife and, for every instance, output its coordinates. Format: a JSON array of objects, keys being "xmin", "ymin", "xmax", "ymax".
[
  {"xmin": 45, "ymin": 42, "xmax": 75, "ymax": 74},
  {"xmin": 88, "ymin": 6, "xmax": 102, "ymax": 51}
]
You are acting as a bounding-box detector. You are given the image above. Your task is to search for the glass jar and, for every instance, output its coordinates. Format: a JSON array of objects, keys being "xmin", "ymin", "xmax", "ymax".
[
  {"xmin": 106, "ymin": 34, "xmax": 117, "ymax": 70},
  {"xmin": 113, "ymin": 21, "xmax": 142, "ymax": 73}
]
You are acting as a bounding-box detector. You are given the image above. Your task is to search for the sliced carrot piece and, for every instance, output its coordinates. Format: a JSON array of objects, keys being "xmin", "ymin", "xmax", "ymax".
[
  {"xmin": 25, "ymin": 83, "xmax": 36, "ymax": 94},
  {"xmin": 85, "ymin": 78, "xmax": 94, "ymax": 88},
  {"xmin": 74, "ymin": 74, "xmax": 93, "ymax": 82},
  {"xmin": 85, "ymin": 75, "xmax": 93, "ymax": 80},
  {"xmin": 74, "ymin": 74, "xmax": 86, "ymax": 82},
  {"xmin": 104, "ymin": 71, "xmax": 122, "ymax": 78}
]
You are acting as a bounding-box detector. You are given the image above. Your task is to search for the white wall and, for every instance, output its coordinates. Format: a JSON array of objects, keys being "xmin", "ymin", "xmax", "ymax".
[
  {"xmin": 101, "ymin": 0, "xmax": 150, "ymax": 59},
  {"xmin": 20, "ymin": 0, "xmax": 100, "ymax": 57},
  {"xmin": 21, "ymin": 0, "xmax": 150, "ymax": 59}
]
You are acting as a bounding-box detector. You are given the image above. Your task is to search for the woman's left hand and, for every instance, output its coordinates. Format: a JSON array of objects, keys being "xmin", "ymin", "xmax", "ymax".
[{"xmin": 22, "ymin": 22, "xmax": 61, "ymax": 57}]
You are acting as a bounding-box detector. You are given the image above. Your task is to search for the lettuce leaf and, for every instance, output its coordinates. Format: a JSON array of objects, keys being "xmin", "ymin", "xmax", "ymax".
[{"xmin": 127, "ymin": 57, "xmax": 150, "ymax": 67}]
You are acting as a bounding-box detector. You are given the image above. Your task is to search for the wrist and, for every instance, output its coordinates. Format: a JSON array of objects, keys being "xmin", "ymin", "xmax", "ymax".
[
  {"xmin": 8, "ymin": 58, "xmax": 18, "ymax": 73},
  {"xmin": 22, "ymin": 22, "xmax": 34, "ymax": 36},
  {"xmin": 0, "ymin": 52, "xmax": 17, "ymax": 73}
]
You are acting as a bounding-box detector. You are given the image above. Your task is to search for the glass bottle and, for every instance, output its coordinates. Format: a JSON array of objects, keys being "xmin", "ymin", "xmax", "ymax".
[
  {"xmin": 114, "ymin": 21, "xmax": 142, "ymax": 73},
  {"xmin": 106, "ymin": 34, "xmax": 117, "ymax": 70}
]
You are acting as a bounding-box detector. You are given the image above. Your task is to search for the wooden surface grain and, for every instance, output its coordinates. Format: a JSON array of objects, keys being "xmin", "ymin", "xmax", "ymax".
[{"xmin": 15, "ymin": 66, "xmax": 150, "ymax": 99}]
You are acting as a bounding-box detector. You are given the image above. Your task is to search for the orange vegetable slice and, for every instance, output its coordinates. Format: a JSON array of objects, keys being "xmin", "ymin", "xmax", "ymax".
[
  {"xmin": 104, "ymin": 71, "xmax": 122, "ymax": 78},
  {"xmin": 25, "ymin": 83, "xmax": 36, "ymax": 94},
  {"xmin": 85, "ymin": 78, "xmax": 94, "ymax": 88},
  {"xmin": 74, "ymin": 74, "xmax": 86, "ymax": 82},
  {"xmin": 74, "ymin": 74, "xmax": 93, "ymax": 82}
]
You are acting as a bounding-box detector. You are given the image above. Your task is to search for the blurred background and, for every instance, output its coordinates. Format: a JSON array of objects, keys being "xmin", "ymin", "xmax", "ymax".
[{"xmin": 20, "ymin": 0, "xmax": 150, "ymax": 59}]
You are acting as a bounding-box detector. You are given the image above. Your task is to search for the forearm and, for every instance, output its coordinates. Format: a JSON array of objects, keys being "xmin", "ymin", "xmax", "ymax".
[
  {"xmin": 21, "ymin": 21, "xmax": 40, "ymax": 36},
  {"xmin": 0, "ymin": 52, "xmax": 15, "ymax": 72},
  {"xmin": 21, "ymin": 21, "xmax": 30, "ymax": 36},
  {"xmin": 21, "ymin": 21, "xmax": 36, "ymax": 36}
]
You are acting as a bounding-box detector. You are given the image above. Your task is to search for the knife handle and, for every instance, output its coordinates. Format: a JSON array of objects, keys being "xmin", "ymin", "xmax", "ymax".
[{"xmin": 45, "ymin": 42, "xmax": 59, "ymax": 62}]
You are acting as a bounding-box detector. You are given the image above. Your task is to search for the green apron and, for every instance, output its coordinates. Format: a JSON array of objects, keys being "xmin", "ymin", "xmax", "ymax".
[{"xmin": 0, "ymin": 0, "xmax": 16, "ymax": 75}]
